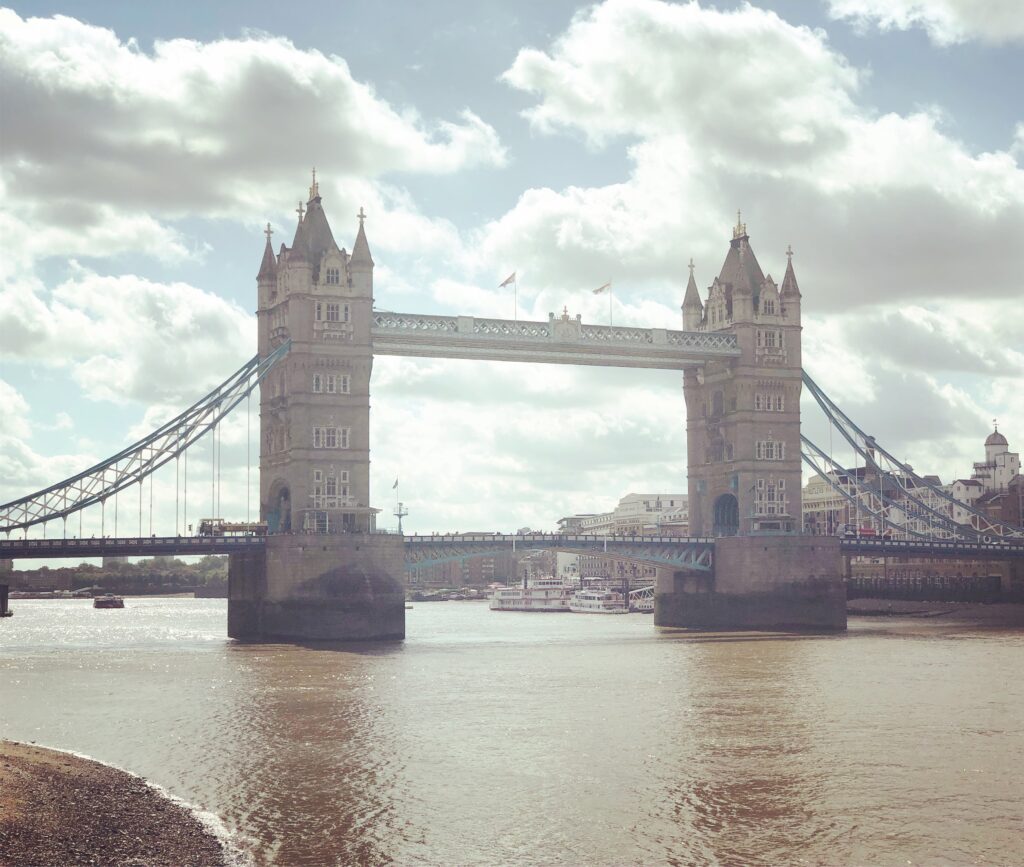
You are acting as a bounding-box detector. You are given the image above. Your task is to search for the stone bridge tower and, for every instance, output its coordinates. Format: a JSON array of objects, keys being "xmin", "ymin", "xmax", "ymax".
[
  {"xmin": 256, "ymin": 174, "xmax": 375, "ymax": 535},
  {"xmin": 657, "ymin": 216, "xmax": 845, "ymax": 631},
  {"xmin": 230, "ymin": 175, "xmax": 405, "ymax": 642},
  {"xmin": 682, "ymin": 216, "xmax": 803, "ymax": 537}
]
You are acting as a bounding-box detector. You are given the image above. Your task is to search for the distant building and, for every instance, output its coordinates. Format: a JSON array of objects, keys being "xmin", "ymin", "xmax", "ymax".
[
  {"xmin": 0, "ymin": 559, "xmax": 12, "ymax": 575},
  {"xmin": 802, "ymin": 426, "xmax": 1021, "ymax": 535}
]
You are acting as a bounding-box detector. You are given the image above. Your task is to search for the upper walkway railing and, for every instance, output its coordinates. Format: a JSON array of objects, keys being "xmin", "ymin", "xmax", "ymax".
[{"xmin": 371, "ymin": 311, "xmax": 739, "ymax": 369}]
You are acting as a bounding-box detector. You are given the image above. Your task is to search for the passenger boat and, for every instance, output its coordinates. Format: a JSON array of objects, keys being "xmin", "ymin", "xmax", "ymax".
[
  {"xmin": 489, "ymin": 576, "xmax": 573, "ymax": 612},
  {"xmin": 93, "ymin": 594, "xmax": 125, "ymax": 609},
  {"xmin": 569, "ymin": 588, "xmax": 629, "ymax": 614}
]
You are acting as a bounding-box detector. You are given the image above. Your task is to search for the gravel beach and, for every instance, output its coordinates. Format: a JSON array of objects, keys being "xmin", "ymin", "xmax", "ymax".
[{"xmin": 0, "ymin": 741, "xmax": 228, "ymax": 867}]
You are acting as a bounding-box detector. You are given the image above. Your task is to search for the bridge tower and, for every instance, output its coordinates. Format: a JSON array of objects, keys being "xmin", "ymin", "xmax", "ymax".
[
  {"xmin": 657, "ymin": 217, "xmax": 845, "ymax": 631},
  {"xmin": 683, "ymin": 216, "xmax": 803, "ymax": 537},
  {"xmin": 229, "ymin": 176, "xmax": 405, "ymax": 641}
]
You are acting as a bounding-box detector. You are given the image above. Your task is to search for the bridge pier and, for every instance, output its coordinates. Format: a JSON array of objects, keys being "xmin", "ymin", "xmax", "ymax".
[
  {"xmin": 654, "ymin": 535, "xmax": 846, "ymax": 632},
  {"xmin": 228, "ymin": 534, "xmax": 405, "ymax": 642}
]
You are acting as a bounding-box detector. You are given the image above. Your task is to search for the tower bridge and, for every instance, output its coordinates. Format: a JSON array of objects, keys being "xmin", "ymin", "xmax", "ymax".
[{"xmin": 2, "ymin": 178, "xmax": 1021, "ymax": 640}]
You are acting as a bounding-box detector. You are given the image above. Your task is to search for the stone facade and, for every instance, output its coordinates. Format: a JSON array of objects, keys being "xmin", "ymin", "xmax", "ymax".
[
  {"xmin": 682, "ymin": 221, "xmax": 803, "ymax": 536},
  {"xmin": 230, "ymin": 178, "xmax": 404, "ymax": 642},
  {"xmin": 257, "ymin": 178, "xmax": 376, "ymax": 536},
  {"xmin": 655, "ymin": 535, "xmax": 846, "ymax": 631}
]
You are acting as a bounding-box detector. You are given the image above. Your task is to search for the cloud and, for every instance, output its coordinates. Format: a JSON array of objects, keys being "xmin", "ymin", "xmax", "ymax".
[
  {"xmin": 825, "ymin": 0, "xmax": 1024, "ymax": 45},
  {"xmin": 0, "ymin": 9, "xmax": 505, "ymax": 265},
  {"xmin": 490, "ymin": 0, "xmax": 1024, "ymax": 314},
  {"xmin": 505, "ymin": 0, "xmax": 859, "ymax": 161},
  {"xmin": 0, "ymin": 264, "xmax": 253, "ymax": 404}
]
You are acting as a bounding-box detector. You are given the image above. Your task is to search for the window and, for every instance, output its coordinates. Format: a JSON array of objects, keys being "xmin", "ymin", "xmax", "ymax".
[
  {"xmin": 762, "ymin": 298, "xmax": 776, "ymax": 315},
  {"xmin": 312, "ymin": 426, "xmax": 350, "ymax": 449},
  {"xmin": 326, "ymin": 374, "xmax": 336, "ymax": 394},
  {"xmin": 340, "ymin": 374, "xmax": 350, "ymax": 394},
  {"xmin": 326, "ymin": 303, "xmax": 340, "ymax": 322},
  {"xmin": 756, "ymin": 441, "xmax": 786, "ymax": 461},
  {"xmin": 312, "ymin": 373, "xmax": 322, "ymax": 393},
  {"xmin": 325, "ymin": 475, "xmax": 337, "ymax": 497},
  {"xmin": 755, "ymin": 393, "xmax": 764, "ymax": 411},
  {"xmin": 773, "ymin": 394, "xmax": 784, "ymax": 412},
  {"xmin": 325, "ymin": 267, "xmax": 340, "ymax": 285},
  {"xmin": 315, "ymin": 302, "xmax": 323, "ymax": 321}
]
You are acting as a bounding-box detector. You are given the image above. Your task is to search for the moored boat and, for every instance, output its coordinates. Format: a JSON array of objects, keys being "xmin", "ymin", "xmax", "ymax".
[
  {"xmin": 569, "ymin": 587, "xmax": 629, "ymax": 614},
  {"xmin": 489, "ymin": 575, "xmax": 573, "ymax": 612},
  {"xmin": 93, "ymin": 594, "xmax": 125, "ymax": 609}
]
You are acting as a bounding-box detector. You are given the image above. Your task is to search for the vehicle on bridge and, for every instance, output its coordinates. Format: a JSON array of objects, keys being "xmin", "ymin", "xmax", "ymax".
[{"xmin": 197, "ymin": 518, "xmax": 268, "ymax": 537}]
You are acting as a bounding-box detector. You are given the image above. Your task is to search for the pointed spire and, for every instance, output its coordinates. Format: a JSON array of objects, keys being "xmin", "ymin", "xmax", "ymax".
[
  {"xmin": 257, "ymin": 223, "xmax": 277, "ymax": 280},
  {"xmin": 350, "ymin": 206, "xmax": 374, "ymax": 267},
  {"xmin": 780, "ymin": 243, "xmax": 800, "ymax": 297},
  {"xmin": 683, "ymin": 258, "xmax": 702, "ymax": 309}
]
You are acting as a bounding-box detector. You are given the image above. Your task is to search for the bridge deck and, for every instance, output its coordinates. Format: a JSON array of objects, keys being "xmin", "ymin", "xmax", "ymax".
[
  {"xmin": 371, "ymin": 312, "xmax": 740, "ymax": 369},
  {"xmin": 2, "ymin": 533, "xmax": 1020, "ymax": 561}
]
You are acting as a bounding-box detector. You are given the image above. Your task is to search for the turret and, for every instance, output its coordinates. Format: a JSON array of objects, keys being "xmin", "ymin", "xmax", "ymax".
[
  {"xmin": 682, "ymin": 258, "xmax": 703, "ymax": 330},
  {"xmin": 780, "ymin": 244, "xmax": 801, "ymax": 321},
  {"xmin": 349, "ymin": 207, "xmax": 374, "ymax": 297}
]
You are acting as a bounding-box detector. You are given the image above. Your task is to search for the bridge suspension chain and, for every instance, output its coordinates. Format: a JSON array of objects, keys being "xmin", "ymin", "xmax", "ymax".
[
  {"xmin": 0, "ymin": 340, "xmax": 290, "ymax": 534},
  {"xmin": 801, "ymin": 437, "xmax": 945, "ymax": 541},
  {"xmin": 802, "ymin": 370, "xmax": 1022, "ymax": 540}
]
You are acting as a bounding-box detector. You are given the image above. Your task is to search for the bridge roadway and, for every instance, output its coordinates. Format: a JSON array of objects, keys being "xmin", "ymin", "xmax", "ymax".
[
  {"xmin": 371, "ymin": 312, "xmax": 740, "ymax": 369},
  {"xmin": 2, "ymin": 533, "xmax": 1022, "ymax": 562}
]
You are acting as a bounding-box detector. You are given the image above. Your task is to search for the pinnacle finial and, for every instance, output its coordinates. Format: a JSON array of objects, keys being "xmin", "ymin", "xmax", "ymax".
[
  {"xmin": 264, "ymin": 222, "xmax": 273, "ymax": 241},
  {"xmin": 733, "ymin": 209, "xmax": 747, "ymax": 239},
  {"xmin": 309, "ymin": 167, "xmax": 319, "ymax": 200},
  {"xmin": 786, "ymin": 244, "xmax": 794, "ymax": 262},
  {"xmin": 688, "ymin": 257, "xmax": 695, "ymax": 275},
  {"xmin": 296, "ymin": 201, "xmax": 305, "ymax": 222},
  {"xmin": 994, "ymin": 418, "xmax": 999, "ymax": 432},
  {"xmin": 357, "ymin": 206, "xmax": 367, "ymax": 226}
]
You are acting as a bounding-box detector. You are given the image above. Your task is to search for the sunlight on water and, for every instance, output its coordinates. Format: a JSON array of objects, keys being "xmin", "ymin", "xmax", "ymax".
[{"xmin": 2, "ymin": 599, "xmax": 1023, "ymax": 865}]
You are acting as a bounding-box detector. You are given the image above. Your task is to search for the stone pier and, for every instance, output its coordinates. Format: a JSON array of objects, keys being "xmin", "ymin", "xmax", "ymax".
[
  {"xmin": 228, "ymin": 534, "xmax": 405, "ymax": 642},
  {"xmin": 655, "ymin": 535, "xmax": 846, "ymax": 632}
]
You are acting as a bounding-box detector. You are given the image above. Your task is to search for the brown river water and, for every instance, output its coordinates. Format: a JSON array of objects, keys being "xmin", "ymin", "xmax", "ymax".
[{"xmin": 1, "ymin": 598, "xmax": 1022, "ymax": 866}]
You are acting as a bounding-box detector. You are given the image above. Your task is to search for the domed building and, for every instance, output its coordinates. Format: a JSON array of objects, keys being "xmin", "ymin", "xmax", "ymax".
[{"xmin": 972, "ymin": 425, "xmax": 1019, "ymax": 493}]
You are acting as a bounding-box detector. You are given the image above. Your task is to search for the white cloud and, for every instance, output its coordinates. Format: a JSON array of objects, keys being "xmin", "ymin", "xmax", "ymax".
[
  {"xmin": 0, "ymin": 265, "xmax": 253, "ymax": 404},
  {"xmin": 506, "ymin": 0, "xmax": 859, "ymax": 161},
  {"xmin": 826, "ymin": 0, "xmax": 1024, "ymax": 45},
  {"xmin": 0, "ymin": 9, "xmax": 505, "ymax": 265}
]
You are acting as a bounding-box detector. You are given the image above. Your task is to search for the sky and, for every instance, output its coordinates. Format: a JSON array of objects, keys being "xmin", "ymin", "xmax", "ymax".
[{"xmin": 1, "ymin": 0, "xmax": 1022, "ymax": 546}]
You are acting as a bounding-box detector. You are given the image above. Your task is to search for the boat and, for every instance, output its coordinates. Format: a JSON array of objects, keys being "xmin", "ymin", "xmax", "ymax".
[
  {"xmin": 569, "ymin": 587, "xmax": 629, "ymax": 614},
  {"xmin": 93, "ymin": 594, "xmax": 125, "ymax": 609},
  {"xmin": 489, "ymin": 575, "xmax": 573, "ymax": 612}
]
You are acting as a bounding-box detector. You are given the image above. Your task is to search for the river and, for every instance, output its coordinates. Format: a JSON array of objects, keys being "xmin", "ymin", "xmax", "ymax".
[{"xmin": 1, "ymin": 598, "xmax": 1022, "ymax": 865}]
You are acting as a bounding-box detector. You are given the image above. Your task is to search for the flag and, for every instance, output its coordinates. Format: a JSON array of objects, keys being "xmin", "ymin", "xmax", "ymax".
[
  {"xmin": 593, "ymin": 282, "xmax": 611, "ymax": 294},
  {"xmin": 499, "ymin": 271, "xmax": 516, "ymax": 287},
  {"xmin": 392, "ymin": 477, "xmax": 399, "ymax": 490}
]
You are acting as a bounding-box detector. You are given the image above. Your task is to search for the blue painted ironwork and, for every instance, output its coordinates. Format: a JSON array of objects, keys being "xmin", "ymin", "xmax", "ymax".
[
  {"xmin": 0, "ymin": 341, "xmax": 291, "ymax": 534},
  {"xmin": 403, "ymin": 533, "xmax": 715, "ymax": 571},
  {"xmin": 802, "ymin": 370, "xmax": 1023, "ymax": 541}
]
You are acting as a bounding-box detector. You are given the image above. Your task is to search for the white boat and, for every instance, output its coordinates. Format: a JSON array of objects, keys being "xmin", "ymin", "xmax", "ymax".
[
  {"xmin": 489, "ymin": 576, "xmax": 573, "ymax": 612},
  {"xmin": 569, "ymin": 588, "xmax": 629, "ymax": 614}
]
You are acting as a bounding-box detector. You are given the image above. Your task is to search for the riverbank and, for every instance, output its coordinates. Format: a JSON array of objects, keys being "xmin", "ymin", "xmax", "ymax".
[
  {"xmin": 0, "ymin": 741, "xmax": 228, "ymax": 867},
  {"xmin": 848, "ymin": 597, "xmax": 1024, "ymax": 625}
]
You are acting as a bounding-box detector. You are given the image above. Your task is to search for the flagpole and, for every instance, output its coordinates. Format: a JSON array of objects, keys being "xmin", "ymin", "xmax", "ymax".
[
  {"xmin": 609, "ymin": 284, "xmax": 613, "ymax": 327},
  {"xmin": 514, "ymin": 275, "xmax": 518, "ymax": 323}
]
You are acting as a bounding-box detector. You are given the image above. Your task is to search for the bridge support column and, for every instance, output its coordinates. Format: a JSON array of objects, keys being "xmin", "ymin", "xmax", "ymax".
[
  {"xmin": 228, "ymin": 534, "xmax": 405, "ymax": 642},
  {"xmin": 655, "ymin": 536, "xmax": 846, "ymax": 632}
]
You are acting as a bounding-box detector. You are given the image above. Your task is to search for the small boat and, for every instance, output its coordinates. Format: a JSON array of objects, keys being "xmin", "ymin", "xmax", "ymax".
[
  {"xmin": 93, "ymin": 594, "xmax": 125, "ymax": 609},
  {"xmin": 569, "ymin": 588, "xmax": 629, "ymax": 614},
  {"xmin": 489, "ymin": 575, "xmax": 573, "ymax": 612}
]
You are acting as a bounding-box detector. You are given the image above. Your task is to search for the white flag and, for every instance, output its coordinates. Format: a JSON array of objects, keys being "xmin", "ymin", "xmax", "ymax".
[
  {"xmin": 499, "ymin": 271, "xmax": 516, "ymax": 287},
  {"xmin": 392, "ymin": 477, "xmax": 399, "ymax": 490},
  {"xmin": 593, "ymin": 281, "xmax": 611, "ymax": 295}
]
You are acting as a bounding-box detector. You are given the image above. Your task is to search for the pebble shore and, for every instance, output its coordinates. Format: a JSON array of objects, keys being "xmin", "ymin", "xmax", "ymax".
[{"xmin": 0, "ymin": 741, "xmax": 228, "ymax": 867}]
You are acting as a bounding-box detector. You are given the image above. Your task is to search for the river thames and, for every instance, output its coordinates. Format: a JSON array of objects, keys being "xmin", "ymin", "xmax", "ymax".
[{"xmin": 1, "ymin": 598, "xmax": 1022, "ymax": 865}]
